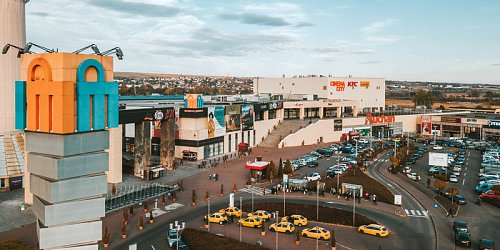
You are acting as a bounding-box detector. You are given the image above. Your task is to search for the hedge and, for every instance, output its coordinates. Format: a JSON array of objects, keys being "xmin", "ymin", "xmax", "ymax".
[
  {"xmin": 0, "ymin": 240, "xmax": 35, "ymax": 250},
  {"xmin": 242, "ymin": 202, "xmax": 376, "ymax": 227},
  {"xmin": 182, "ymin": 228, "xmax": 270, "ymax": 250}
]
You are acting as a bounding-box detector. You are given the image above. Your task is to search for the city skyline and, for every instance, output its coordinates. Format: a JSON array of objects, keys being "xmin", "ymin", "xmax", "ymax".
[{"xmin": 26, "ymin": 0, "xmax": 500, "ymax": 84}]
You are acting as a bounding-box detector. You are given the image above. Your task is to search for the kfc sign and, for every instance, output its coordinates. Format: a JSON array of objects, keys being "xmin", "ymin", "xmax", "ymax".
[
  {"xmin": 365, "ymin": 113, "xmax": 395, "ymax": 125},
  {"xmin": 330, "ymin": 80, "xmax": 371, "ymax": 91}
]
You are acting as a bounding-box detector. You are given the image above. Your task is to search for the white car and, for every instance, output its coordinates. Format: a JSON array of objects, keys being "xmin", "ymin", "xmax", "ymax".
[
  {"xmin": 433, "ymin": 145, "xmax": 443, "ymax": 150},
  {"xmin": 304, "ymin": 172, "xmax": 321, "ymax": 182},
  {"xmin": 449, "ymin": 175, "xmax": 458, "ymax": 183},
  {"xmin": 402, "ymin": 166, "xmax": 411, "ymax": 174},
  {"xmin": 358, "ymin": 139, "xmax": 369, "ymax": 143},
  {"xmin": 406, "ymin": 173, "xmax": 421, "ymax": 181}
]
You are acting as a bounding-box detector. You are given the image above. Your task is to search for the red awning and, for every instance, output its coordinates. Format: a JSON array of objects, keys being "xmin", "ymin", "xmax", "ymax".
[
  {"xmin": 245, "ymin": 161, "xmax": 269, "ymax": 171},
  {"xmin": 182, "ymin": 150, "xmax": 194, "ymax": 154},
  {"xmin": 239, "ymin": 142, "xmax": 248, "ymax": 146}
]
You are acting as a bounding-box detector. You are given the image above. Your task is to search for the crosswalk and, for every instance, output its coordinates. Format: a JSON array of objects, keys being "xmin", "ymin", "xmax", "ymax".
[
  {"xmin": 405, "ymin": 209, "xmax": 429, "ymax": 218},
  {"xmin": 374, "ymin": 158, "xmax": 389, "ymax": 162},
  {"xmin": 239, "ymin": 187, "xmax": 272, "ymax": 196}
]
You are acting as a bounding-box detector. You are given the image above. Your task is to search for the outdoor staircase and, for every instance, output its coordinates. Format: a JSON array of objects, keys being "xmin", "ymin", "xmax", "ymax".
[
  {"xmin": 0, "ymin": 133, "xmax": 25, "ymax": 178},
  {"xmin": 259, "ymin": 119, "xmax": 316, "ymax": 148}
]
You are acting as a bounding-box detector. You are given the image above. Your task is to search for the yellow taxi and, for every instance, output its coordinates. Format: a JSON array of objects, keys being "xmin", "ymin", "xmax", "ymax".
[
  {"xmin": 269, "ymin": 222, "xmax": 295, "ymax": 233},
  {"xmin": 204, "ymin": 212, "xmax": 228, "ymax": 225},
  {"xmin": 237, "ymin": 217, "xmax": 263, "ymax": 228},
  {"xmin": 357, "ymin": 224, "xmax": 389, "ymax": 237},
  {"xmin": 218, "ymin": 206, "xmax": 242, "ymax": 218},
  {"xmin": 281, "ymin": 214, "xmax": 308, "ymax": 226},
  {"xmin": 301, "ymin": 226, "xmax": 331, "ymax": 240},
  {"xmin": 248, "ymin": 210, "xmax": 271, "ymax": 221}
]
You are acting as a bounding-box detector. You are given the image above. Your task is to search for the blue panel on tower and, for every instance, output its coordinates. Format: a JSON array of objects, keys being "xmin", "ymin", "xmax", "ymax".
[
  {"xmin": 76, "ymin": 59, "xmax": 119, "ymax": 132},
  {"xmin": 15, "ymin": 81, "xmax": 27, "ymax": 130}
]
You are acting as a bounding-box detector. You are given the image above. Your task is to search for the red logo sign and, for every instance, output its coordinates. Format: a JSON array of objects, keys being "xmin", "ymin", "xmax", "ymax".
[{"xmin": 365, "ymin": 113, "xmax": 395, "ymax": 125}]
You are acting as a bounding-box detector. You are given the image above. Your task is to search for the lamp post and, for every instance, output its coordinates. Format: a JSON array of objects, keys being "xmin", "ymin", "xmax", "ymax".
[
  {"xmin": 239, "ymin": 197, "xmax": 242, "ymax": 242},
  {"xmin": 335, "ymin": 151, "xmax": 341, "ymax": 194},
  {"xmin": 352, "ymin": 190, "xmax": 356, "ymax": 227},
  {"xmin": 170, "ymin": 220, "xmax": 185, "ymax": 250},
  {"xmin": 251, "ymin": 192, "xmax": 254, "ymax": 212},
  {"xmin": 316, "ymin": 182, "xmax": 321, "ymax": 250},
  {"xmin": 207, "ymin": 198, "xmax": 210, "ymax": 232},
  {"xmin": 275, "ymin": 210, "xmax": 279, "ymax": 250}
]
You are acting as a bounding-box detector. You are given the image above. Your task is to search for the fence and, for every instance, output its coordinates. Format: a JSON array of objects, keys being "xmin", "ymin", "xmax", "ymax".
[{"xmin": 105, "ymin": 183, "xmax": 180, "ymax": 213}]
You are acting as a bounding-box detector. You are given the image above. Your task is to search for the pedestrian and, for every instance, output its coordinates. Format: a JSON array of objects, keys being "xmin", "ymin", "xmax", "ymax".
[
  {"xmin": 263, "ymin": 187, "xmax": 266, "ymax": 195},
  {"xmin": 229, "ymin": 215, "xmax": 233, "ymax": 224},
  {"xmin": 365, "ymin": 192, "xmax": 369, "ymax": 200},
  {"xmin": 215, "ymin": 173, "xmax": 219, "ymax": 181},
  {"xmin": 372, "ymin": 194, "xmax": 377, "ymax": 204},
  {"xmin": 448, "ymin": 208, "xmax": 453, "ymax": 217},
  {"xmin": 209, "ymin": 174, "xmax": 212, "ymax": 181},
  {"xmin": 180, "ymin": 159, "xmax": 184, "ymax": 166},
  {"xmin": 277, "ymin": 183, "xmax": 281, "ymax": 191}
]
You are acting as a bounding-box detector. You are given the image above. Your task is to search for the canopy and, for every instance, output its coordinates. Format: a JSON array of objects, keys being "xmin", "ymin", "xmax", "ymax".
[{"xmin": 245, "ymin": 161, "xmax": 269, "ymax": 171}]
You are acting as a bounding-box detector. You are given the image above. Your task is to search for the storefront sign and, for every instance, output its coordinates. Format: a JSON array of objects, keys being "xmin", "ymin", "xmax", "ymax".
[
  {"xmin": 365, "ymin": 113, "xmax": 395, "ymax": 125},
  {"xmin": 441, "ymin": 117, "xmax": 461, "ymax": 123},
  {"xmin": 360, "ymin": 81, "xmax": 370, "ymax": 88},
  {"xmin": 487, "ymin": 120, "xmax": 500, "ymax": 129},
  {"xmin": 254, "ymin": 103, "xmax": 268, "ymax": 112},
  {"xmin": 330, "ymin": 80, "xmax": 371, "ymax": 91},
  {"xmin": 119, "ymin": 107, "xmax": 175, "ymax": 124},
  {"xmin": 207, "ymin": 106, "xmax": 225, "ymax": 138},
  {"xmin": 179, "ymin": 108, "xmax": 208, "ymax": 118},
  {"xmin": 464, "ymin": 118, "xmax": 478, "ymax": 124},
  {"xmin": 334, "ymin": 119, "xmax": 342, "ymax": 131},
  {"xmin": 421, "ymin": 115, "xmax": 432, "ymax": 135},
  {"xmin": 241, "ymin": 104, "xmax": 255, "ymax": 131},
  {"xmin": 9, "ymin": 176, "xmax": 23, "ymax": 190}
]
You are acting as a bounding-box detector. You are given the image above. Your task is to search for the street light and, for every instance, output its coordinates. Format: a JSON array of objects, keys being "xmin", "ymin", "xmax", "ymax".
[
  {"xmin": 207, "ymin": 198, "xmax": 210, "ymax": 232},
  {"xmin": 23, "ymin": 42, "xmax": 56, "ymax": 53},
  {"xmin": 275, "ymin": 210, "xmax": 279, "ymax": 250},
  {"xmin": 335, "ymin": 151, "xmax": 341, "ymax": 193},
  {"xmin": 170, "ymin": 220, "xmax": 185, "ymax": 250},
  {"xmin": 239, "ymin": 196, "xmax": 242, "ymax": 242},
  {"xmin": 100, "ymin": 47, "xmax": 124, "ymax": 60},
  {"xmin": 316, "ymin": 182, "xmax": 322, "ymax": 250},
  {"xmin": 73, "ymin": 44, "xmax": 100, "ymax": 54},
  {"xmin": 2, "ymin": 44, "xmax": 26, "ymax": 58}
]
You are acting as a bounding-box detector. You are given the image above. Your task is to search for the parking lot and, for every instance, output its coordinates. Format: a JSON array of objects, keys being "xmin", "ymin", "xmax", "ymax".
[{"xmin": 403, "ymin": 145, "xmax": 499, "ymax": 249}]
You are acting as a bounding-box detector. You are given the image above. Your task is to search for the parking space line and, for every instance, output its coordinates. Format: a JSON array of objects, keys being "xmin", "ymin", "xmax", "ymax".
[
  {"xmin": 464, "ymin": 173, "xmax": 466, "ymax": 176},
  {"xmin": 416, "ymin": 210, "xmax": 421, "ymax": 216},
  {"xmin": 462, "ymin": 179, "xmax": 465, "ymax": 185}
]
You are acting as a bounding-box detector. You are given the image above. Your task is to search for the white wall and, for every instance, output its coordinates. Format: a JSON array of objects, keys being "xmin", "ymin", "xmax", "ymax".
[{"xmin": 254, "ymin": 118, "xmax": 281, "ymax": 145}]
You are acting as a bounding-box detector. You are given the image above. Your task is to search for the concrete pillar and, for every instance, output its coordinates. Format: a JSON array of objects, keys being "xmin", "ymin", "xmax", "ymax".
[
  {"xmin": 134, "ymin": 121, "xmax": 151, "ymax": 179},
  {"xmin": 353, "ymin": 106, "xmax": 358, "ymax": 117},
  {"xmin": 107, "ymin": 125, "xmax": 122, "ymax": 183},
  {"xmin": 336, "ymin": 107, "xmax": 341, "ymax": 118},
  {"xmin": 319, "ymin": 107, "xmax": 324, "ymax": 119},
  {"xmin": 300, "ymin": 108, "xmax": 305, "ymax": 120},
  {"xmin": 0, "ymin": 0, "xmax": 25, "ymax": 133},
  {"xmin": 160, "ymin": 118, "xmax": 175, "ymax": 170},
  {"xmin": 264, "ymin": 110, "xmax": 269, "ymax": 120}
]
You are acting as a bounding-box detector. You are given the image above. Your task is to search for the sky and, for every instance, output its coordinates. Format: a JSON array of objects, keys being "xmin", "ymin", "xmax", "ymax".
[{"xmin": 25, "ymin": 0, "xmax": 500, "ymax": 84}]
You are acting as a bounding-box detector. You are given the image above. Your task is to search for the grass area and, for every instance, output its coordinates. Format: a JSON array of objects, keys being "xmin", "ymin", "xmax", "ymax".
[
  {"xmin": 321, "ymin": 167, "xmax": 394, "ymax": 204},
  {"xmin": 434, "ymin": 196, "xmax": 459, "ymax": 214},
  {"xmin": 0, "ymin": 240, "xmax": 35, "ymax": 250},
  {"xmin": 182, "ymin": 228, "xmax": 270, "ymax": 250},
  {"xmin": 242, "ymin": 202, "xmax": 376, "ymax": 227}
]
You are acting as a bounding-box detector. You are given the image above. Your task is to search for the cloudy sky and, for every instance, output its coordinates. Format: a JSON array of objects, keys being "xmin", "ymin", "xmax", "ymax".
[{"xmin": 26, "ymin": 0, "xmax": 500, "ymax": 83}]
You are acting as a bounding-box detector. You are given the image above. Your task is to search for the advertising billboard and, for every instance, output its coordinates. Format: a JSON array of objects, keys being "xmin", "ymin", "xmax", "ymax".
[
  {"xmin": 207, "ymin": 106, "xmax": 225, "ymax": 138},
  {"xmin": 225, "ymin": 105, "xmax": 241, "ymax": 132},
  {"xmin": 354, "ymin": 126, "xmax": 371, "ymax": 136},
  {"xmin": 421, "ymin": 116, "xmax": 432, "ymax": 135},
  {"xmin": 487, "ymin": 120, "xmax": 500, "ymax": 129},
  {"xmin": 429, "ymin": 152, "xmax": 448, "ymax": 167},
  {"xmin": 241, "ymin": 104, "xmax": 254, "ymax": 131}
]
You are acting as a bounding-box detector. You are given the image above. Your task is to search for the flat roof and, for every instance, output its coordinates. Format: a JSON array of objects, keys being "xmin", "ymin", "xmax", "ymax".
[{"xmin": 439, "ymin": 113, "xmax": 500, "ymax": 120}]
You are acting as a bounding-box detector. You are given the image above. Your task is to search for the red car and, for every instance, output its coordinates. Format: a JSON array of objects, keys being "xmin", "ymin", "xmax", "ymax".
[{"xmin": 481, "ymin": 190, "xmax": 500, "ymax": 199}]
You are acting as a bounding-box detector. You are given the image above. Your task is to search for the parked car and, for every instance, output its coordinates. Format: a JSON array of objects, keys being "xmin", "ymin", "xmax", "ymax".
[
  {"xmin": 204, "ymin": 212, "xmax": 228, "ymax": 225},
  {"xmin": 479, "ymin": 239, "xmax": 495, "ymax": 250},
  {"xmin": 237, "ymin": 217, "xmax": 263, "ymax": 228},
  {"xmin": 304, "ymin": 172, "xmax": 321, "ymax": 182},
  {"xmin": 449, "ymin": 175, "xmax": 458, "ymax": 183},
  {"xmin": 433, "ymin": 145, "xmax": 443, "ymax": 150},
  {"xmin": 167, "ymin": 229, "xmax": 179, "ymax": 247},
  {"xmin": 407, "ymin": 172, "xmax": 421, "ymax": 181},
  {"xmin": 453, "ymin": 195, "xmax": 467, "ymax": 205},
  {"xmin": 247, "ymin": 210, "xmax": 271, "ymax": 221},
  {"xmin": 481, "ymin": 190, "xmax": 500, "ymax": 199},
  {"xmin": 455, "ymin": 231, "xmax": 471, "ymax": 247},
  {"xmin": 269, "ymin": 222, "xmax": 295, "ymax": 233},
  {"xmin": 281, "ymin": 214, "xmax": 308, "ymax": 226},
  {"xmin": 172, "ymin": 240, "xmax": 190, "ymax": 250}
]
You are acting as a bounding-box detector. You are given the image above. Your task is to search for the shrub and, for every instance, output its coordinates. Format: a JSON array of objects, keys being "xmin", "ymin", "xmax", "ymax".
[
  {"xmin": 0, "ymin": 241, "xmax": 36, "ymax": 250},
  {"xmin": 182, "ymin": 228, "xmax": 271, "ymax": 250}
]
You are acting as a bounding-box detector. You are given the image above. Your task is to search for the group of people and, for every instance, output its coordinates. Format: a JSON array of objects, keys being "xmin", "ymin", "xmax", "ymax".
[{"xmin": 209, "ymin": 173, "xmax": 219, "ymax": 181}]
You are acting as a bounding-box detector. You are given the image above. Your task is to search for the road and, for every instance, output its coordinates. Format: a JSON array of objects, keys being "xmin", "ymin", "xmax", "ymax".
[{"xmin": 367, "ymin": 152, "xmax": 436, "ymax": 250}]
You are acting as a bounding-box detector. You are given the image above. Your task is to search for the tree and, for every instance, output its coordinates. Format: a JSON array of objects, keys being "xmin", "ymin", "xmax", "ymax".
[
  {"xmin": 469, "ymin": 89, "xmax": 480, "ymax": 97},
  {"xmin": 268, "ymin": 161, "xmax": 277, "ymax": 181},
  {"xmin": 447, "ymin": 187, "xmax": 459, "ymax": 204},
  {"xmin": 284, "ymin": 159, "xmax": 293, "ymax": 174},
  {"xmin": 434, "ymin": 179, "xmax": 447, "ymax": 191},
  {"xmin": 413, "ymin": 89, "xmax": 435, "ymax": 108},
  {"xmin": 277, "ymin": 158, "xmax": 284, "ymax": 179},
  {"xmin": 119, "ymin": 84, "xmax": 129, "ymax": 96}
]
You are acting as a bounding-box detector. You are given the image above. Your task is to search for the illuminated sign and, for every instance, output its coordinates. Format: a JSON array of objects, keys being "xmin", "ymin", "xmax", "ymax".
[
  {"xmin": 330, "ymin": 80, "xmax": 371, "ymax": 91},
  {"xmin": 179, "ymin": 108, "xmax": 208, "ymax": 118},
  {"xmin": 487, "ymin": 120, "xmax": 500, "ymax": 129},
  {"xmin": 441, "ymin": 117, "xmax": 461, "ymax": 123},
  {"xmin": 330, "ymin": 81, "xmax": 345, "ymax": 91},
  {"xmin": 365, "ymin": 113, "xmax": 395, "ymax": 125}
]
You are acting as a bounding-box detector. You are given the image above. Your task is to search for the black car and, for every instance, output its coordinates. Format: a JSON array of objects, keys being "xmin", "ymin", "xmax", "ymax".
[
  {"xmin": 308, "ymin": 160, "xmax": 319, "ymax": 168},
  {"xmin": 455, "ymin": 231, "xmax": 471, "ymax": 247},
  {"xmin": 453, "ymin": 221, "xmax": 468, "ymax": 233},
  {"xmin": 479, "ymin": 239, "xmax": 495, "ymax": 250}
]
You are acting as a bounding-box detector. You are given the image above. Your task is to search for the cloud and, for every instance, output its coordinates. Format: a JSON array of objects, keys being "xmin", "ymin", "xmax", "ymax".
[
  {"xmin": 361, "ymin": 19, "xmax": 395, "ymax": 34},
  {"xmin": 219, "ymin": 13, "xmax": 290, "ymax": 27},
  {"xmin": 365, "ymin": 36, "xmax": 400, "ymax": 44},
  {"xmin": 493, "ymin": 63, "xmax": 500, "ymax": 66},
  {"xmin": 30, "ymin": 12, "xmax": 49, "ymax": 17},
  {"xmin": 295, "ymin": 21, "xmax": 314, "ymax": 27},
  {"xmin": 86, "ymin": 0, "xmax": 181, "ymax": 17},
  {"xmin": 358, "ymin": 61, "xmax": 382, "ymax": 64},
  {"xmin": 350, "ymin": 49, "xmax": 375, "ymax": 55}
]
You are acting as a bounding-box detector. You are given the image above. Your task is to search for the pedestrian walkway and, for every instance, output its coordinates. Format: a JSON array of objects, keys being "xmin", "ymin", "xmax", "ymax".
[
  {"xmin": 404, "ymin": 208, "xmax": 429, "ymax": 218},
  {"xmin": 374, "ymin": 158, "xmax": 389, "ymax": 162},
  {"xmin": 239, "ymin": 186, "xmax": 271, "ymax": 196}
]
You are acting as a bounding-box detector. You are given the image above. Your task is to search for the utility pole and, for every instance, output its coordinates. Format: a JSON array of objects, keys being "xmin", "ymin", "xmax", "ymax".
[{"xmin": 239, "ymin": 197, "xmax": 242, "ymax": 242}]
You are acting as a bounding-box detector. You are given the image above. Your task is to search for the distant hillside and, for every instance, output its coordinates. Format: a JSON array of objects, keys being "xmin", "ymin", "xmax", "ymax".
[{"xmin": 115, "ymin": 72, "xmax": 253, "ymax": 79}]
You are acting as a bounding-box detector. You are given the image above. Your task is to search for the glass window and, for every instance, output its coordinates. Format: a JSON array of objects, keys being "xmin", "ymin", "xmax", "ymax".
[
  {"xmin": 253, "ymin": 130, "xmax": 256, "ymax": 146},
  {"xmin": 235, "ymin": 133, "xmax": 238, "ymax": 150},
  {"xmin": 0, "ymin": 178, "xmax": 5, "ymax": 188},
  {"xmin": 228, "ymin": 135, "xmax": 232, "ymax": 152}
]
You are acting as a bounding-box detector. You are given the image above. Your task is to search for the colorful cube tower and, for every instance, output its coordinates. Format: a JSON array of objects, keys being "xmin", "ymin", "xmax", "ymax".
[{"xmin": 15, "ymin": 53, "xmax": 118, "ymax": 249}]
